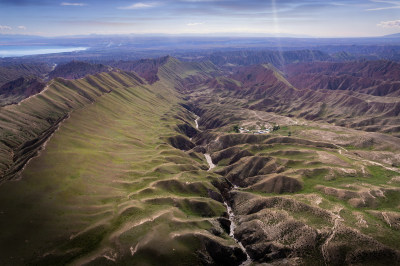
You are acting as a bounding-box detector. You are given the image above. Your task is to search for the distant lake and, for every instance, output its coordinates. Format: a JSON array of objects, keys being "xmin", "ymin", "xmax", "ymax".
[{"xmin": 0, "ymin": 46, "xmax": 88, "ymax": 57}]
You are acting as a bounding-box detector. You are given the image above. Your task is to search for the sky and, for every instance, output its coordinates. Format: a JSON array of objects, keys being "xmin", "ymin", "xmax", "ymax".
[{"xmin": 0, "ymin": 0, "xmax": 399, "ymax": 37}]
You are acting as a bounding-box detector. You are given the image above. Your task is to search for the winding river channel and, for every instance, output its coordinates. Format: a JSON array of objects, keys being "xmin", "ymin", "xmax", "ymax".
[{"xmin": 194, "ymin": 113, "xmax": 252, "ymax": 265}]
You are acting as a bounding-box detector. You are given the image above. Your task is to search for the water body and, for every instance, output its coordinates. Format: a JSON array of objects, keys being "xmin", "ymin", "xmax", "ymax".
[{"xmin": 0, "ymin": 46, "xmax": 88, "ymax": 57}]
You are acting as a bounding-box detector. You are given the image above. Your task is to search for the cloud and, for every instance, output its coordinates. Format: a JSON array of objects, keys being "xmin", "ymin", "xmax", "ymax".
[
  {"xmin": 366, "ymin": 0, "xmax": 400, "ymax": 11},
  {"xmin": 378, "ymin": 19, "xmax": 400, "ymax": 28},
  {"xmin": 367, "ymin": 6, "xmax": 400, "ymax": 10},
  {"xmin": 61, "ymin": 2, "xmax": 87, "ymax": 6},
  {"xmin": 17, "ymin": 25, "xmax": 27, "ymax": 30},
  {"xmin": 187, "ymin": 22, "xmax": 203, "ymax": 26},
  {"xmin": 0, "ymin": 25, "xmax": 12, "ymax": 30},
  {"xmin": 119, "ymin": 2, "xmax": 157, "ymax": 9}
]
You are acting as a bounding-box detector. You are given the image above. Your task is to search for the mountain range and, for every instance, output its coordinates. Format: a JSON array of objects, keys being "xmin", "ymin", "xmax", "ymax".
[{"xmin": 0, "ymin": 49, "xmax": 399, "ymax": 265}]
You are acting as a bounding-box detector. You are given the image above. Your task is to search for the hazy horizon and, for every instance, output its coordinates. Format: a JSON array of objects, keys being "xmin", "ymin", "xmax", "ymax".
[
  {"xmin": 1, "ymin": 0, "xmax": 400, "ymax": 38},
  {"xmin": 1, "ymin": 31, "xmax": 399, "ymax": 39}
]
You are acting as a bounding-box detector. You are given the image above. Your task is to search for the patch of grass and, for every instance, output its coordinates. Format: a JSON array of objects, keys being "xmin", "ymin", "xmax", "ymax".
[
  {"xmin": 366, "ymin": 165, "xmax": 398, "ymax": 185},
  {"xmin": 316, "ymin": 193, "xmax": 400, "ymax": 250},
  {"xmin": 345, "ymin": 145, "xmax": 374, "ymax": 151},
  {"xmin": 375, "ymin": 190, "xmax": 400, "ymax": 210},
  {"xmin": 291, "ymin": 210, "xmax": 332, "ymax": 229},
  {"xmin": 0, "ymin": 71, "xmax": 228, "ymax": 264}
]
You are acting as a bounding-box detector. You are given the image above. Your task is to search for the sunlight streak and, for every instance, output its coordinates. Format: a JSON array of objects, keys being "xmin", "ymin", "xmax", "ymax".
[{"xmin": 270, "ymin": 0, "xmax": 285, "ymax": 69}]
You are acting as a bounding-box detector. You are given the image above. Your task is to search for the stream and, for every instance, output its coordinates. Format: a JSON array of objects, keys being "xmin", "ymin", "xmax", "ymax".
[
  {"xmin": 195, "ymin": 111, "xmax": 251, "ymax": 265},
  {"xmin": 204, "ymin": 154, "xmax": 215, "ymax": 171},
  {"xmin": 204, "ymin": 152, "xmax": 251, "ymax": 265}
]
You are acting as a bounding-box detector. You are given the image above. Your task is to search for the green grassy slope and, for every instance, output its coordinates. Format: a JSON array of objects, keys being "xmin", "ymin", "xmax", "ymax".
[
  {"xmin": 0, "ymin": 64, "xmax": 243, "ymax": 265},
  {"xmin": 0, "ymin": 71, "xmax": 147, "ymax": 182}
]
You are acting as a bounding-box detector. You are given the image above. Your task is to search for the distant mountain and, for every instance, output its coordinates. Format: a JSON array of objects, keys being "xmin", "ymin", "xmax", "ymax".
[
  {"xmin": 197, "ymin": 50, "xmax": 332, "ymax": 68},
  {"xmin": 227, "ymin": 64, "xmax": 294, "ymax": 96},
  {"xmin": 0, "ymin": 76, "xmax": 46, "ymax": 106},
  {"xmin": 48, "ymin": 61, "xmax": 112, "ymax": 80},
  {"xmin": 111, "ymin": 56, "xmax": 171, "ymax": 84},
  {"xmin": 0, "ymin": 63, "xmax": 51, "ymax": 86},
  {"xmin": 285, "ymin": 60, "xmax": 400, "ymax": 97}
]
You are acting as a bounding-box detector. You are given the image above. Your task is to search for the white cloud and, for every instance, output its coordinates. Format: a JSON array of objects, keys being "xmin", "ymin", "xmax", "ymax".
[
  {"xmin": 119, "ymin": 2, "xmax": 157, "ymax": 9},
  {"xmin": 61, "ymin": 2, "xmax": 87, "ymax": 6},
  {"xmin": 18, "ymin": 26, "xmax": 27, "ymax": 30},
  {"xmin": 378, "ymin": 19, "xmax": 400, "ymax": 28},
  {"xmin": 367, "ymin": 6, "xmax": 400, "ymax": 10},
  {"xmin": 367, "ymin": 0, "xmax": 400, "ymax": 11},
  {"xmin": 0, "ymin": 25, "xmax": 12, "ymax": 30},
  {"xmin": 187, "ymin": 22, "xmax": 203, "ymax": 26}
]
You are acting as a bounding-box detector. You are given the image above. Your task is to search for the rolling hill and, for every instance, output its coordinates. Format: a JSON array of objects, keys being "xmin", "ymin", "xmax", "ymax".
[
  {"xmin": 0, "ymin": 58, "xmax": 248, "ymax": 265},
  {"xmin": 200, "ymin": 63, "xmax": 400, "ymax": 136},
  {"xmin": 0, "ymin": 55, "xmax": 399, "ymax": 265},
  {"xmin": 182, "ymin": 58, "xmax": 400, "ymax": 264}
]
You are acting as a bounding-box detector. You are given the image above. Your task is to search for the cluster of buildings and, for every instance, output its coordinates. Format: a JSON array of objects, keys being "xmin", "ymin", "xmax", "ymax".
[{"xmin": 239, "ymin": 127, "xmax": 271, "ymax": 134}]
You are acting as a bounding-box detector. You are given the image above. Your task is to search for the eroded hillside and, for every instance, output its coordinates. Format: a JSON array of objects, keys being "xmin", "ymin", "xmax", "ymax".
[
  {"xmin": 184, "ymin": 59, "xmax": 400, "ymax": 265},
  {"xmin": 203, "ymin": 63, "xmax": 400, "ymax": 136},
  {"xmin": 0, "ymin": 56, "xmax": 399, "ymax": 265},
  {"xmin": 0, "ymin": 60, "xmax": 247, "ymax": 265}
]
